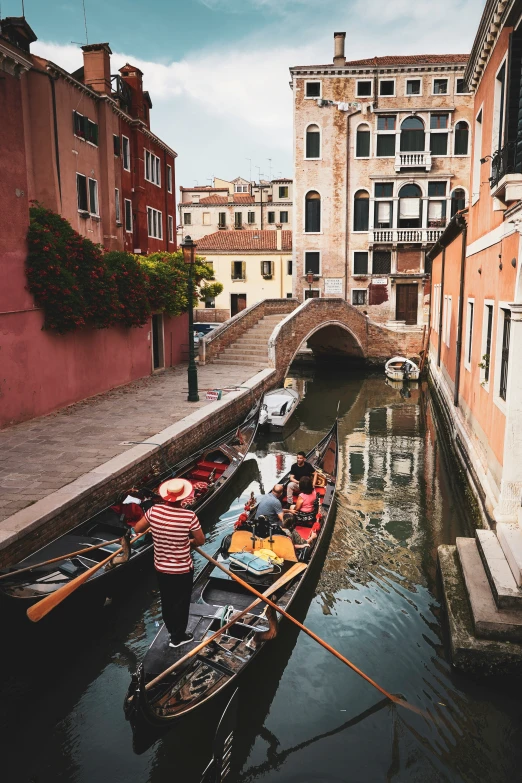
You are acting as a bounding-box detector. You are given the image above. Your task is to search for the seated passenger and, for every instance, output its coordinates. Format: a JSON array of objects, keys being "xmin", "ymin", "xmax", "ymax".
[
  {"xmin": 281, "ymin": 513, "xmax": 317, "ymax": 552},
  {"xmin": 291, "ymin": 476, "xmax": 317, "ymax": 524},
  {"xmin": 255, "ymin": 485, "xmax": 285, "ymax": 527}
]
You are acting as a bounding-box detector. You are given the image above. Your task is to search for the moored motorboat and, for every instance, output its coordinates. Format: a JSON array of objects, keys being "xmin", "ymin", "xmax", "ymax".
[
  {"xmin": 0, "ymin": 404, "xmax": 260, "ymax": 612},
  {"xmin": 124, "ymin": 418, "xmax": 338, "ymax": 740},
  {"xmin": 259, "ymin": 387, "xmax": 300, "ymax": 431},
  {"xmin": 384, "ymin": 356, "xmax": 420, "ymax": 381}
]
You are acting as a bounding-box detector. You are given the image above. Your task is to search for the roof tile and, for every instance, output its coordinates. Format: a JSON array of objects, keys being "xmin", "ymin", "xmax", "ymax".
[
  {"xmin": 196, "ymin": 230, "xmax": 292, "ymax": 252},
  {"xmin": 292, "ymin": 54, "xmax": 469, "ymax": 69}
]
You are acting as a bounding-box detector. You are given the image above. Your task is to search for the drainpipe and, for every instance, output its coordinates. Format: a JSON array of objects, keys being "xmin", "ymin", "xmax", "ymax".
[
  {"xmin": 260, "ymin": 186, "xmax": 263, "ymax": 230},
  {"xmin": 35, "ymin": 69, "xmax": 62, "ymax": 207},
  {"xmin": 454, "ymin": 221, "xmax": 468, "ymax": 407},
  {"xmin": 164, "ymin": 154, "xmax": 169, "ymax": 250},
  {"xmin": 437, "ymin": 247, "xmax": 446, "ymax": 367}
]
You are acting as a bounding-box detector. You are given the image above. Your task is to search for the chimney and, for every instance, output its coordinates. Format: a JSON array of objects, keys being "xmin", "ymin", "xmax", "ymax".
[
  {"xmin": 82, "ymin": 43, "xmax": 112, "ymax": 94},
  {"xmin": 228, "ymin": 193, "xmax": 234, "ymax": 204},
  {"xmin": 333, "ymin": 32, "xmax": 346, "ymax": 66},
  {"xmin": 276, "ymin": 224, "xmax": 282, "ymax": 251},
  {"xmin": 119, "ymin": 63, "xmax": 144, "ymax": 120}
]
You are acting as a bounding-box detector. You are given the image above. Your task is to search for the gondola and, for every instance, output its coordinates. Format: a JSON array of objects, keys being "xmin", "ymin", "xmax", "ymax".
[
  {"xmin": 124, "ymin": 416, "xmax": 338, "ymax": 740},
  {"xmin": 0, "ymin": 403, "xmax": 260, "ymax": 612}
]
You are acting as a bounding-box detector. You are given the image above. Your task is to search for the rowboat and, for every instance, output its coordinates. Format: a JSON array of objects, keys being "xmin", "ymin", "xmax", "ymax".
[
  {"xmin": 0, "ymin": 404, "xmax": 260, "ymax": 611},
  {"xmin": 258, "ymin": 387, "xmax": 300, "ymax": 431},
  {"xmin": 124, "ymin": 417, "xmax": 338, "ymax": 741},
  {"xmin": 384, "ymin": 356, "xmax": 420, "ymax": 381}
]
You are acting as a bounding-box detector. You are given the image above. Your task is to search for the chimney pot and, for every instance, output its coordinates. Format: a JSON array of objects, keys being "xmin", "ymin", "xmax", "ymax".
[
  {"xmin": 228, "ymin": 193, "xmax": 234, "ymax": 204},
  {"xmin": 81, "ymin": 42, "xmax": 112, "ymax": 94},
  {"xmin": 333, "ymin": 31, "xmax": 346, "ymax": 66},
  {"xmin": 276, "ymin": 224, "xmax": 282, "ymax": 251}
]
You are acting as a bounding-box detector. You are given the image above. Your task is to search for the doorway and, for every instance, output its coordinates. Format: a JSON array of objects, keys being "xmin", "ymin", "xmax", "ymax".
[
  {"xmin": 151, "ymin": 314, "xmax": 165, "ymax": 369},
  {"xmin": 231, "ymin": 293, "xmax": 247, "ymax": 316},
  {"xmin": 395, "ymin": 284, "xmax": 418, "ymax": 325}
]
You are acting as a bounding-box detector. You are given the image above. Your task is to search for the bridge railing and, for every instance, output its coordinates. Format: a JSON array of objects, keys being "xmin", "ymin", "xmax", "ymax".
[{"xmin": 198, "ymin": 298, "xmax": 299, "ymax": 365}]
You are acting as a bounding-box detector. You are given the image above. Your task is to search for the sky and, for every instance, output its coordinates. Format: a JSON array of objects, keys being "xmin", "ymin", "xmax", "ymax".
[{"xmin": 5, "ymin": 0, "xmax": 485, "ymax": 187}]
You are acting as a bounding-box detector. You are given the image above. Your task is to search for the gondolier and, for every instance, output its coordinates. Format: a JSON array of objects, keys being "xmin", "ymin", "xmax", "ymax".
[{"xmin": 134, "ymin": 478, "xmax": 205, "ymax": 648}]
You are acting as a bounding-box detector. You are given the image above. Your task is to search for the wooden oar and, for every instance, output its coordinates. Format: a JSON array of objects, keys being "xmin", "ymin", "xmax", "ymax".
[
  {"xmin": 26, "ymin": 528, "xmax": 150, "ymax": 623},
  {"xmin": 145, "ymin": 561, "xmax": 307, "ymax": 691},
  {"xmin": 194, "ymin": 548, "xmax": 427, "ymax": 718},
  {"xmin": 0, "ymin": 536, "xmax": 125, "ymax": 582}
]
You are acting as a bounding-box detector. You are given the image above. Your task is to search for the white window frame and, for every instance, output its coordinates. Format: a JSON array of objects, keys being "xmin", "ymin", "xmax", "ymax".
[
  {"xmin": 147, "ymin": 206, "xmax": 163, "ymax": 239},
  {"xmin": 356, "ymin": 79, "xmax": 373, "ymax": 98},
  {"xmin": 352, "ymin": 288, "xmax": 368, "ymax": 305},
  {"xmin": 352, "ymin": 249, "xmax": 370, "ymax": 277},
  {"xmin": 355, "ymin": 122, "xmax": 371, "ymax": 159},
  {"xmin": 167, "ymin": 164, "xmax": 173, "ymax": 193},
  {"xmin": 432, "ymin": 76, "xmax": 449, "ymax": 95},
  {"xmin": 480, "ymin": 299, "xmax": 495, "ymax": 392},
  {"xmin": 378, "ymin": 78, "xmax": 396, "ymax": 97},
  {"xmin": 115, "ymin": 188, "xmax": 121, "ymax": 223},
  {"xmin": 464, "ymin": 297, "xmax": 475, "ymax": 371},
  {"xmin": 88, "ymin": 177, "xmax": 99, "ymax": 216},
  {"xmin": 235, "ymin": 184, "xmax": 249, "ymax": 193},
  {"xmin": 405, "ymin": 78, "xmax": 422, "ymax": 97},
  {"xmin": 493, "ymin": 302, "xmax": 510, "ymax": 413},
  {"xmin": 124, "ymin": 198, "xmax": 133, "ymax": 233},
  {"xmin": 432, "ymin": 283, "xmax": 441, "ymax": 332},
  {"xmin": 145, "ymin": 149, "xmax": 161, "ymax": 187},
  {"xmin": 168, "ymin": 215, "xmax": 174, "ymax": 243},
  {"xmin": 491, "ymin": 57, "xmax": 508, "ymax": 160},
  {"xmin": 76, "ymin": 172, "xmax": 88, "ymax": 213},
  {"xmin": 429, "ymin": 112, "xmax": 450, "ymax": 158},
  {"xmin": 353, "ymin": 189, "xmax": 371, "ymax": 234},
  {"xmin": 304, "ymin": 122, "xmax": 322, "ymax": 161},
  {"xmin": 472, "ymin": 106, "xmax": 483, "ymax": 205},
  {"xmin": 443, "ymin": 294, "xmax": 452, "ymax": 346},
  {"xmin": 454, "ymin": 120, "xmax": 470, "ymax": 157},
  {"xmin": 304, "ymin": 80, "xmax": 322, "ymax": 99},
  {"xmin": 304, "ymin": 250, "xmax": 321, "ymax": 277},
  {"xmin": 122, "ymin": 135, "xmax": 130, "ymax": 172},
  {"xmin": 374, "ymin": 181, "xmax": 395, "ymax": 231},
  {"xmin": 375, "ymin": 115, "xmax": 397, "ymax": 158},
  {"xmin": 455, "ymin": 76, "xmax": 471, "ymax": 95}
]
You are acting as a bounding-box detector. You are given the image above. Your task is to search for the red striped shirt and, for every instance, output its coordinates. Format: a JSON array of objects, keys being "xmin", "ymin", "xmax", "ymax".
[{"xmin": 145, "ymin": 503, "xmax": 202, "ymax": 574}]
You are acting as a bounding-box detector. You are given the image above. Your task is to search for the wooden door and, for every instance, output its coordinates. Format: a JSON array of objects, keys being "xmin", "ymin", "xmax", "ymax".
[
  {"xmin": 396, "ymin": 284, "xmax": 418, "ymax": 325},
  {"xmin": 231, "ymin": 294, "xmax": 247, "ymax": 316}
]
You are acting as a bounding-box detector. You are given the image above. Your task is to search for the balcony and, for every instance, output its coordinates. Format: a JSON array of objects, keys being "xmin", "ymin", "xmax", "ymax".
[
  {"xmin": 371, "ymin": 228, "xmax": 444, "ymax": 244},
  {"xmin": 394, "ymin": 152, "xmax": 432, "ymax": 172},
  {"xmin": 490, "ymin": 142, "xmax": 522, "ymax": 202},
  {"xmin": 111, "ymin": 74, "xmax": 132, "ymax": 113}
]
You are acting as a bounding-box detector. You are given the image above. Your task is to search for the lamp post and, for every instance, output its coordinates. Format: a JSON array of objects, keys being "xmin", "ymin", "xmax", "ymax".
[
  {"xmin": 182, "ymin": 235, "xmax": 199, "ymax": 402},
  {"xmin": 306, "ymin": 270, "xmax": 314, "ymax": 299}
]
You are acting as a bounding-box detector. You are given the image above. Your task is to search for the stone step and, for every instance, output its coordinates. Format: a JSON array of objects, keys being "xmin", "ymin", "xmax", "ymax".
[
  {"xmin": 476, "ymin": 529, "xmax": 522, "ymax": 608},
  {"xmin": 220, "ymin": 349, "xmax": 269, "ymax": 359},
  {"xmin": 456, "ymin": 537, "xmax": 522, "ymax": 642},
  {"xmin": 212, "ymin": 358, "xmax": 268, "ymax": 367},
  {"xmin": 235, "ymin": 338, "xmax": 269, "ymax": 347},
  {"xmin": 497, "ymin": 523, "xmax": 522, "ymax": 586}
]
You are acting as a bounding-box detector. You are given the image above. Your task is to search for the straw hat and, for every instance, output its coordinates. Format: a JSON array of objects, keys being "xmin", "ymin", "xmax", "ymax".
[{"xmin": 158, "ymin": 478, "xmax": 193, "ymax": 503}]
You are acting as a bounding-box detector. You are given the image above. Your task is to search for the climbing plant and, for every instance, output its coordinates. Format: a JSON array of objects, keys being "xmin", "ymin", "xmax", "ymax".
[{"xmin": 104, "ymin": 251, "xmax": 151, "ymax": 328}]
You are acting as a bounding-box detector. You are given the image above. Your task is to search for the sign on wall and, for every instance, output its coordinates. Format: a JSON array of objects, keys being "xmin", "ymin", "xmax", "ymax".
[
  {"xmin": 372, "ymin": 278, "xmax": 388, "ymax": 285},
  {"xmin": 324, "ymin": 278, "xmax": 344, "ymax": 295}
]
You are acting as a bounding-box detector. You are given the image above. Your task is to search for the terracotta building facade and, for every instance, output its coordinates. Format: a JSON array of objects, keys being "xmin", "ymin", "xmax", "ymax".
[
  {"xmin": 290, "ymin": 37, "xmax": 473, "ymax": 333},
  {"xmin": 428, "ymin": 0, "xmax": 522, "ymax": 548},
  {"xmin": 0, "ymin": 17, "xmax": 184, "ymax": 428}
]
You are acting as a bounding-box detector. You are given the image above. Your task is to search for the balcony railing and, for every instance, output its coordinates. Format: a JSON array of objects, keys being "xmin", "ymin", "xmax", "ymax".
[
  {"xmin": 395, "ymin": 151, "xmax": 432, "ymax": 171},
  {"xmin": 111, "ymin": 74, "xmax": 132, "ymax": 112},
  {"xmin": 371, "ymin": 228, "xmax": 444, "ymax": 244},
  {"xmin": 490, "ymin": 142, "xmax": 517, "ymax": 189}
]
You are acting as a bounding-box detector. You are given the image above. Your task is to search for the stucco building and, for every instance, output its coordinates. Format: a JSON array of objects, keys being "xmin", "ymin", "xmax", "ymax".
[
  {"xmin": 195, "ymin": 227, "xmax": 293, "ymax": 316},
  {"xmin": 178, "ymin": 176, "xmax": 293, "ymax": 242},
  {"xmin": 0, "ymin": 17, "xmax": 184, "ymax": 427},
  {"xmin": 290, "ymin": 35, "xmax": 473, "ymax": 331},
  {"xmin": 429, "ymin": 0, "xmax": 522, "ymax": 540}
]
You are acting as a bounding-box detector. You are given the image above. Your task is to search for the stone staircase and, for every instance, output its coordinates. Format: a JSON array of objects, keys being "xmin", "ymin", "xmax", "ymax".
[
  {"xmin": 212, "ymin": 313, "xmax": 284, "ymax": 367},
  {"xmin": 439, "ymin": 521, "xmax": 522, "ymax": 668}
]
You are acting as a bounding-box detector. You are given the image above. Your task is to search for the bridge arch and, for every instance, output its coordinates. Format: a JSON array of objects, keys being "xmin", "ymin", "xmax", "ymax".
[{"xmin": 285, "ymin": 319, "xmax": 365, "ymax": 369}]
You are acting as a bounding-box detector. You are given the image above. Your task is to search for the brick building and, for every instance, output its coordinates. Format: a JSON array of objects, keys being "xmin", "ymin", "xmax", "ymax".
[
  {"xmin": 290, "ymin": 35, "xmax": 473, "ymax": 331},
  {"xmin": 178, "ymin": 176, "xmax": 293, "ymax": 242},
  {"xmin": 428, "ymin": 0, "xmax": 522, "ymax": 536},
  {"xmin": 0, "ymin": 17, "xmax": 184, "ymax": 427}
]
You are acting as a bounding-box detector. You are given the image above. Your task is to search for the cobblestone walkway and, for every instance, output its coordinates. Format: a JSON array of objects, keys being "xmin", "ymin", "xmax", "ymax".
[{"xmin": 0, "ymin": 363, "xmax": 264, "ymax": 523}]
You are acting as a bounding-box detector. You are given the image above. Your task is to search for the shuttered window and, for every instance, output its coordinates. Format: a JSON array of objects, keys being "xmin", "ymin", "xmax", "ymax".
[
  {"xmin": 261, "ymin": 260, "xmax": 273, "ymax": 276},
  {"xmin": 306, "ymin": 125, "xmax": 320, "ymax": 158},
  {"xmin": 115, "ymin": 189, "xmax": 121, "ymax": 223},
  {"xmin": 353, "ymin": 252, "xmax": 368, "ymax": 274},
  {"xmin": 231, "ymin": 261, "xmax": 246, "ymax": 280},
  {"xmin": 76, "ymin": 173, "xmax": 88, "ymax": 212},
  {"xmin": 499, "ymin": 310, "xmax": 511, "ymax": 400},
  {"xmin": 124, "ymin": 199, "xmax": 132, "ymax": 232},
  {"xmin": 235, "ymin": 212, "xmax": 243, "ymax": 228},
  {"xmin": 353, "ymin": 191, "xmax": 369, "ymax": 231},
  {"xmin": 454, "ymin": 122, "xmax": 469, "ymax": 155},
  {"xmin": 356, "ymin": 127, "xmax": 370, "ymax": 157},
  {"xmin": 113, "ymin": 135, "xmax": 121, "ymax": 156}
]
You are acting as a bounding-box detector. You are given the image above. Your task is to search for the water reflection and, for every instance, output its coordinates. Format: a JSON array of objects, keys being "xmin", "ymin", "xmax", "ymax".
[{"xmin": 2, "ymin": 367, "xmax": 522, "ymax": 783}]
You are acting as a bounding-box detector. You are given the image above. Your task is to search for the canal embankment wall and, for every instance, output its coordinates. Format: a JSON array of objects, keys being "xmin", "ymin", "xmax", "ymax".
[
  {"xmin": 428, "ymin": 349, "xmax": 495, "ymax": 530},
  {"xmin": 0, "ymin": 368, "xmax": 276, "ymax": 567}
]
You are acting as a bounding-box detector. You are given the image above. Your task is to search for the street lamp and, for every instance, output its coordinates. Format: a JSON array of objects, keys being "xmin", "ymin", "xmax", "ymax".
[
  {"xmin": 306, "ymin": 270, "xmax": 314, "ymax": 299},
  {"xmin": 181, "ymin": 235, "xmax": 199, "ymax": 402}
]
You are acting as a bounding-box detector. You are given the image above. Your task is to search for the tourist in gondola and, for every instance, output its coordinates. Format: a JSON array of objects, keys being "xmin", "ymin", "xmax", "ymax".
[
  {"xmin": 291, "ymin": 476, "xmax": 317, "ymax": 524},
  {"xmin": 133, "ymin": 478, "xmax": 205, "ymax": 648},
  {"xmin": 255, "ymin": 484, "xmax": 286, "ymax": 527},
  {"xmin": 286, "ymin": 451, "xmax": 317, "ymax": 503},
  {"xmin": 281, "ymin": 513, "xmax": 317, "ymax": 552}
]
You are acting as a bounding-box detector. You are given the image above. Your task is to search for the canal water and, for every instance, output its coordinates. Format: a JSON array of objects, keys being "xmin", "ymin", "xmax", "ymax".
[{"xmin": 2, "ymin": 367, "xmax": 522, "ymax": 782}]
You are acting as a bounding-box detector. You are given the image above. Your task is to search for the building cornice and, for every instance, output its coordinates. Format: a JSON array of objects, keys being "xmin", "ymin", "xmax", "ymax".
[
  {"xmin": 179, "ymin": 201, "xmax": 293, "ymax": 209},
  {"xmin": 0, "ymin": 41, "xmax": 32, "ymax": 76},
  {"xmin": 290, "ymin": 65, "xmax": 467, "ymax": 78},
  {"xmin": 465, "ymin": 0, "xmax": 516, "ymax": 92}
]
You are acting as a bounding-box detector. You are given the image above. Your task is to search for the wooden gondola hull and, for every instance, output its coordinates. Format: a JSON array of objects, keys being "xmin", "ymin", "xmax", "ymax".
[
  {"xmin": 124, "ymin": 420, "xmax": 339, "ymax": 738},
  {"xmin": 0, "ymin": 404, "xmax": 260, "ymax": 614}
]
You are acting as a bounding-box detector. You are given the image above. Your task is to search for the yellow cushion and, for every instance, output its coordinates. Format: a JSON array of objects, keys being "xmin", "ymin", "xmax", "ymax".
[{"xmin": 228, "ymin": 531, "xmax": 297, "ymax": 562}]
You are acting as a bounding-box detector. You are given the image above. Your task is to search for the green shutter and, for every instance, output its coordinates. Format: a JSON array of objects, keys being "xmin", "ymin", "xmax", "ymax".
[{"xmin": 241, "ymin": 261, "xmax": 246, "ymax": 280}]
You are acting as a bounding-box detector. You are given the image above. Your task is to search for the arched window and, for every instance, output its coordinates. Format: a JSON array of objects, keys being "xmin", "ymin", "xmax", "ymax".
[
  {"xmin": 399, "ymin": 183, "xmax": 422, "ymax": 228},
  {"xmin": 356, "ymin": 124, "xmax": 370, "ymax": 158},
  {"xmin": 306, "ymin": 124, "xmax": 321, "ymax": 159},
  {"xmin": 454, "ymin": 121, "xmax": 469, "ymax": 155},
  {"xmin": 451, "ymin": 188, "xmax": 466, "ymax": 217},
  {"xmin": 353, "ymin": 190, "xmax": 370, "ymax": 231},
  {"xmin": 400, "ymin": 116, "xmax": 425, "ymax": 152},
  {"xmin": 305, "ymin": 191, "xmax": 321, "ymax": 232}
]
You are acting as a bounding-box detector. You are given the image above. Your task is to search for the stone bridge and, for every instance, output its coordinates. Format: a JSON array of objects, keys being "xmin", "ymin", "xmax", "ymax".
[{"xmin": 199, "ymin": 297, "xmax": 424, "ymax": 381}]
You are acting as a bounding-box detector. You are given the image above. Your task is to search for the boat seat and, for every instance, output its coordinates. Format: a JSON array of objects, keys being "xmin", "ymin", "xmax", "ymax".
[{"xmin": 228, "ymin": 530, "xmax": 297, "ymax": 562}]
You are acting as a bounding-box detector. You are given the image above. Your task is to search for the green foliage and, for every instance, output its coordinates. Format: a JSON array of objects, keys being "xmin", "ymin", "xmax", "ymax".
[
  {"xmin": 199, "ymin": 282, "xmax": 224, "ymax": 302},
  {"xmin": 26, "ymin": 209, "xmax": 218, "ymax": 333}
]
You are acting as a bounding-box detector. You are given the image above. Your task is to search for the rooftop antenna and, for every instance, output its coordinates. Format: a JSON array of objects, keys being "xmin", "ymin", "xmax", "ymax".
[
  {"xmin": 246, "ymin": 158, "xmax": 252, "ymax": 182},
  {"xmin": 256, "ymin": 166, "xmax": 262, "ymax": 183},
  {"xmin": 267, "ymin": 158, "xmax": 272, "ymax": 181},
  {"xmin": 21, "ymin": 0, "xmax": 25, "ymax": 17},
  {"xmin": 82, "ymin": 0, "xmax": 89, "ymax": 45}
]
